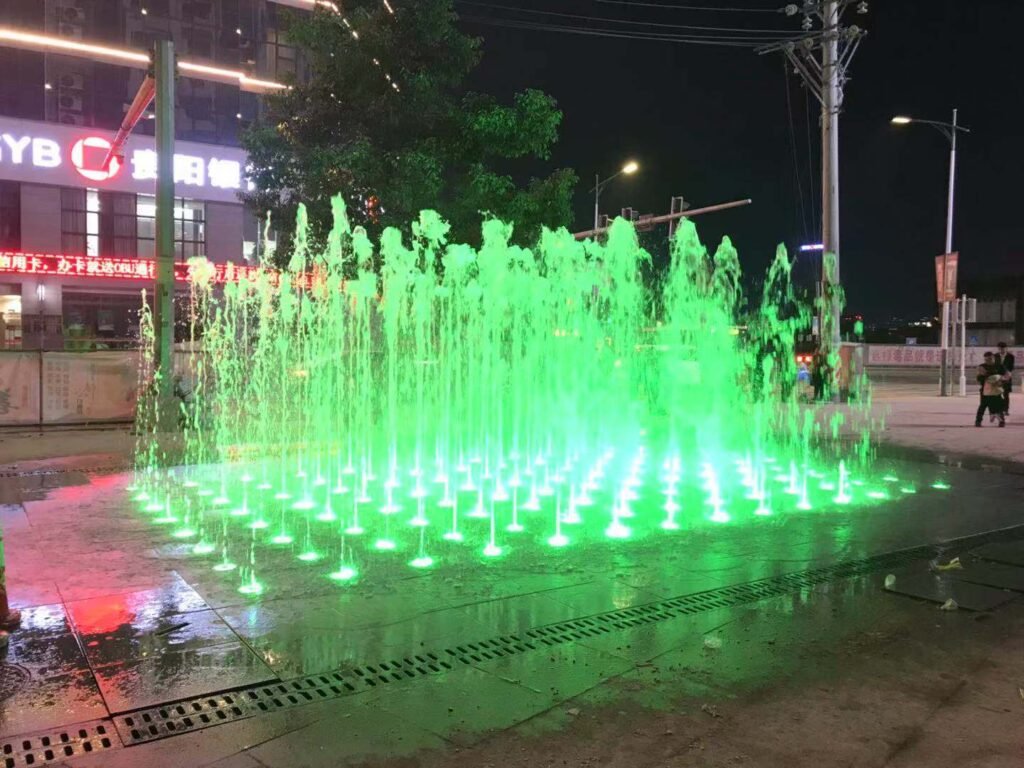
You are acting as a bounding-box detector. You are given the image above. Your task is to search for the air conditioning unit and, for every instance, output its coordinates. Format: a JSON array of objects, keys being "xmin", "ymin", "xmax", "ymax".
[
  {"xmin": 59, "ymin": 72, "xmax": 85, "ymax": 90},
  {"xmin": 59, "ymin": 93, "xmax": 84, "ymax": 112},
  {"xmin": 59, "ymin": 23, "xmax": 84, "ymax": 39},
  {"xmin": 58, "ymin": 5, "xmax": 85, "ymax": 23},
  {"xmin": 59, "ymin": 113, "xmax": 85, "ymax": 126}
]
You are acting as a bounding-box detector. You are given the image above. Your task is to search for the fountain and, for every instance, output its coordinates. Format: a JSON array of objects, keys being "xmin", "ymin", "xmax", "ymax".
[{"xmin": 129, "ymin": 197, "xmax": 945, "ymax": 594}]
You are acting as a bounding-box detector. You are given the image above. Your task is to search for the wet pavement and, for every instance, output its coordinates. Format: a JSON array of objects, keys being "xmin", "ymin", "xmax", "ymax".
[{"xmin": 0, "ymin": 451, "xmax": 1022, "ymax": 766}]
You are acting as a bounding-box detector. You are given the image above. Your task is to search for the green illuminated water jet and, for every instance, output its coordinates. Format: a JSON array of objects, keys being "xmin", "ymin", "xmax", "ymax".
[{"xmin": 131, "ymin": 197, "xmax": 941, "ymax": 594}]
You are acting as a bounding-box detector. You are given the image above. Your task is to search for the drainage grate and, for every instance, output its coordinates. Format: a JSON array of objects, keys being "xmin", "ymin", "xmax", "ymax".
[
  {"xmin": 0, "ymin": 665, "xmax": 29, "ymax": 703},
  {"xmin": 112, "ymin": 540, "xmax": 956, "ymax": 746},
  {"xmin": 0, "ymin": 723, "xmax": 114, "ymax": 768},
  {"xmin": 13, "ymin": 521, "xmax": 1022, "ymax": 760}
]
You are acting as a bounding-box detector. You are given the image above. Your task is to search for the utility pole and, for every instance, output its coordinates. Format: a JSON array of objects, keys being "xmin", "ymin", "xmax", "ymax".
[
  {"xmin": 153, "ymin": 39, "xmax": 176, "ymax": 425},
  {"xmin": 820, "ymin": 0, "xmax": 841, "ymax": 353},
  {"xmin": 760, "ymin": 1, "xmax": 867, "ymax": 359},
  {"xmin": 942, "ymin": 108, "xmax": 959, "ymax": 396}
]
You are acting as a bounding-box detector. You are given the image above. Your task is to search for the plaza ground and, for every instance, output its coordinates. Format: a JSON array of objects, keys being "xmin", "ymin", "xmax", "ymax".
[{"xmin": 1, "ymin": 366, "xmax": 1022, "ymax": 768}]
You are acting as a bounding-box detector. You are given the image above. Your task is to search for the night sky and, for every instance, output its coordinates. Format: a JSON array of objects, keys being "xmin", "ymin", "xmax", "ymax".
[{"xmin": 457, "ymin": 0, "xmax": 1023, "ymax": 321}]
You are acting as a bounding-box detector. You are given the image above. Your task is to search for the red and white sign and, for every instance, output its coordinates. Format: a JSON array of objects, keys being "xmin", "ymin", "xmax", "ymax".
[
  {"xmin": 0, "ymin": 116, "xmax": 246, "ymax": 204},
  {"xmin": 868, "ymin": 344, "xmax": 1023, "ymax": 368}
]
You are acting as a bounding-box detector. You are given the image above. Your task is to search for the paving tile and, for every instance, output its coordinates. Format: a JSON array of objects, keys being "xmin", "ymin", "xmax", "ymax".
[
  {"xmin": 884, "ymin": 570, "xmax": 1017, "ymax": 611},
  {"xmin": 218, "ymin": 593, "xmax": 488, "ymax": 678},
  {"xmin": 470, "ymin": 641, "xmax": 634, "ymax": 705},
  {"xmin": 246, "ymin": 695, "xmax": 443, "ymax": 767},
  {"xmin": 90, "ymin": 640, "xmax": 277, "ymax": 713},
  {"xmin": 0, "ymin": 669, "xmax": 109, "ymax": 738},
  {"xmin": 364, "ymin": 663, "xmax": 554, "ymax": 747},
  {"xmin": 950, "ymin": 559, "xmax": 1024, "ymax": 592}
]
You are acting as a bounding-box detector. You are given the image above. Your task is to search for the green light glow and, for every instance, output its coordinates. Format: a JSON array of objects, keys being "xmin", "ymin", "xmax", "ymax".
[
  {"xmin": 129, "ymin": 203, "xmax": 900, "ymax": 589},
  {"xmin": 238, "ymin": 579, "xmax": 264, "ymax": 595},
  {"xmin": 328, "ymin": 567, "xmax": 357, "ymax": 582},
  {"xmin": 605, "ymin": 521, "xmax": 631, "ymax": 539},
  {"xmin": 193, "ymin": 541, "xmax": 216, "ymax": 555},
  {"xmin": 931, "ymin": 481, "xmax": 951, "ymax": 490}
]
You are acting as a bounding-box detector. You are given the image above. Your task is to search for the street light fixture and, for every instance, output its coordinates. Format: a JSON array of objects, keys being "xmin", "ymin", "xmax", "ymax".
[
  {"xmin": 890, "ymin": 108, "xmax": 971, "ymax": 396},
  {"xmin": 591, "ymin": 160, "xmax": 640, "ymax": 231}
]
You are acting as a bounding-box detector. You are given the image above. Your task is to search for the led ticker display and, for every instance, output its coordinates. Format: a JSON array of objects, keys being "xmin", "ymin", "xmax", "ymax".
[{"xmin": 0, "ymin": 251, "xmax": 315, "ymax": 290}]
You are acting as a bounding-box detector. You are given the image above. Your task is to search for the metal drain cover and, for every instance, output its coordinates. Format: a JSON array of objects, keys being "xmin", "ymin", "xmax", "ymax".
[{"xmin": 0, "ymin": 663, "xmax": 29, "ymax": 701}]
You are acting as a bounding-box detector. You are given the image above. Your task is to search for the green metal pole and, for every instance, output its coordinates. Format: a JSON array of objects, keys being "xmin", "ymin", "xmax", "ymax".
[{"xmin": 153, "ymin": 40, "xmax": 176, "ymax": 425}]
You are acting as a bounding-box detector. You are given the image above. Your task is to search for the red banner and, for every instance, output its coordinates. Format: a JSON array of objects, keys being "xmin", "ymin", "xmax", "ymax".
[{"xmin": 935, "ymin": 252, "xmax": 959, "ymax": 303}]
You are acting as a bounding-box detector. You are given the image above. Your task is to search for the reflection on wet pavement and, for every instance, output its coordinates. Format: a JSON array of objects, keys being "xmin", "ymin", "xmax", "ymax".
[{"xmin": 0, "ymin": 457, "xmax": 1020, "ymax": 760}]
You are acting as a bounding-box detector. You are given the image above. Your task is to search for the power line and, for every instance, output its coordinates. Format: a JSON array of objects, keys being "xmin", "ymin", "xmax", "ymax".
[
  {"xmin": 783, "ymin": 58, "xmax": 810, "ymax": 243},
  {"xmin": 454, "ymin": 1, "xmax": 801, "ymax": 34},
  {"xmin": 804, "ymin": 83, "xmax": 818, "ymax": 237},
  {"xmin": 460, "ymin": 16, "xmax": 783, "ymax": 45},
  {"xmin": 595, "ymin": 0, "xmax": 784, "ymax": 12}
]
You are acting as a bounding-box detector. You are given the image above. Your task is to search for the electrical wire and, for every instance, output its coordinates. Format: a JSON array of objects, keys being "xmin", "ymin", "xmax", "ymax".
[
  {"xmin": 804, "ymin": 82, "xmax": 819, "ymax": 239},
  {"xmin": 595, "ymin": 0, "xmax": 785, "ymax": 12},
  {"xmin": 460, "ymin": 16, "xmax": 787, "ymax": 45},
  {"xmin": 454, "ymin": 1, "xmax": 802, "ymax": 34},
  {"xmin": 783, "ymin": 58, "xmax": 810, "ymax": 243}
]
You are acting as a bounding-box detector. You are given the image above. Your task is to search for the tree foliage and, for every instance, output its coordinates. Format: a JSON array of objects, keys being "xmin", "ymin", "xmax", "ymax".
[{"xmin": 241, "ymin": 0, "xmax": 577, "ymax": 260}]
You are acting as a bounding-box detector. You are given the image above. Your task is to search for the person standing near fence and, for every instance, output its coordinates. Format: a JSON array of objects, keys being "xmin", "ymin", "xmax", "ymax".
[
  {"xmin": 995, "ymin": 342, "xmax": 1015, "ymax": 417},
  {"xmin": 975, "ymin": 352, "xmax": 1006, "ymax": 428}
]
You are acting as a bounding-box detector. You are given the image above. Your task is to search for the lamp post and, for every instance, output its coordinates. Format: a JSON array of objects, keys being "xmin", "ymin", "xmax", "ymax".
[
  {"xmin": 891, "ymin": 109, "xmax": 970, "ymax": 396},
  {"xmin": 591, "ymin": 160, "xmax": 639, "ymax": 231}
]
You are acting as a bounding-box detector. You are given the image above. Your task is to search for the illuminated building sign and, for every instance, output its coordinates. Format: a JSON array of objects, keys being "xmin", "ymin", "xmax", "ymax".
[
  {"xmin": 0, "ymin": 251, "xmax": 316, "ymax": 291},
  {"xmin": 0, "ymin": 117, "xmax": 247, "ymax": 204}
]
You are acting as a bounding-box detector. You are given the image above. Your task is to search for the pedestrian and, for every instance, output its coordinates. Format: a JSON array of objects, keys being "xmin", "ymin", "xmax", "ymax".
[
  {"xmin": 975, "ymin": 352, "xmax": 1006, "ymax": 427},
  {"xmin": 811, "ymin": 351, "xmax": 830, "ymax": 401},
  {"xmin": 995, "ymin": 341, "xmax": 1015, "ymax": 417}
]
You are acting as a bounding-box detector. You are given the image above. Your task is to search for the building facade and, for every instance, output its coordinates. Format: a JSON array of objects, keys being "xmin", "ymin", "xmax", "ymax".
[{"xmin": 0, "ymin": 0, "xmax": 310, "ymax": 349}]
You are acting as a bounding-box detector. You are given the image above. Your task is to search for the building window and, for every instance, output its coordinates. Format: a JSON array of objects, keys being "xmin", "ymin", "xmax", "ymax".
[
  {"xmin": 98, "ymin": 191, "xmax": 138, "ymax": 258},
  {"xmin": 0, "ymin": 181, "xmax": 20, "ymax": 250},
  {"xmin": 136, "ymin": 195, "xmax": 206, "ymax": 261},
  {"xmin": 60, "ymin": 188, "xmax": 87, "ymax": 255}
]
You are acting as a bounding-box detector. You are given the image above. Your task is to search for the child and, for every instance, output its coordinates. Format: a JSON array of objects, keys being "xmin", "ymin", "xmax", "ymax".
[{"xmin": 975, "ymin": 352, "xmax": 1006, "ymax": 427}]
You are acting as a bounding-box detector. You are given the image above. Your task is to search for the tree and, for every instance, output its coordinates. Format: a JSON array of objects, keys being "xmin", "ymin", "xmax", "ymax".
[{"xmin": 241, "ymin": 0, "xmax": 577, "ymax": 260}]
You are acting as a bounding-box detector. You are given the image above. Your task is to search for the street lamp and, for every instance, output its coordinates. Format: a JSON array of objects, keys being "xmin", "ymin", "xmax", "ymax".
[
  {"xmin": 591, "ymin": 160, "xmax": 639, "ymax": 231},
  {"xmin": 890, "ymin": 109, "xmax": 970, "ymax": 396}
]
